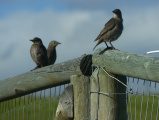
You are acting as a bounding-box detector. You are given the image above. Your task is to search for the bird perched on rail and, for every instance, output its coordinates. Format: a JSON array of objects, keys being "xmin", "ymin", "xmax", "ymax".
[
  {"xmin": 93, "ymin": 9, "xmax": 123, "ymax": 50},
  {"xmin": 47, "ymin": 40, "xmax": 61, "ymax": 65},
  {"xmin": 30, "ymin": 37, "xmax": 48, "ymax": 71}
]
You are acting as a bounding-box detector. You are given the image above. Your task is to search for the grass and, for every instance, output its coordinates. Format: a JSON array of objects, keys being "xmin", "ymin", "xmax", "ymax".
[
  {"xmin": 127, "ymin": 95, "xmax": 159, "ymax": 120},
  {"xmin": 0, "ymin": 95, "xmax": 159, "ymax": 120},
  {"xmin": 0, "ymin": 96, "xmax": 59, "ymax": 120}
]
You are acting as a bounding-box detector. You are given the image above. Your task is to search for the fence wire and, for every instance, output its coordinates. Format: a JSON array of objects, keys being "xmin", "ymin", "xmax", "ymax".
[
  {"xmin": 1, "ymin": 65, "xmax": 159, "ymax": 120},
  {"xmin": 0, "ymin": 84, "xmax": 69, "ymax": 120},
  {"xmin": 90, "ymin": 65, "xmax": 159, "ymax": 120},
  {"xmin": 127, "ymin": 78, "xmax": 159, "ymax": 120}
]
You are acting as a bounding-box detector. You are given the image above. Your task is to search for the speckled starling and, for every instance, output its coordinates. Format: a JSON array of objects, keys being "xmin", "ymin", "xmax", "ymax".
[
  {"xmin": 47, "ymin": 40, "xmax": 61, "ymax": 65},
  {"xmin": 30, "ymin": 37, "xmax": 48, "ymax": 71},
  {"xmin": 93, "ymin": 9, "xmax": 123, "ymax": 50}
]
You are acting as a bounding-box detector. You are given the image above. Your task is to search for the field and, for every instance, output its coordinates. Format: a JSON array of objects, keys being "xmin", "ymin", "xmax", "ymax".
[
  {"xmin": 127, "ymin": 95, "xmax": 159, "ymax": 120},
  {"xmin": 0, "ymin": 97, "xmax": 59, "ymax": 120},
  {"xmin": 0, "ymin": 95, "xmax": 159, "ymax": 120}
]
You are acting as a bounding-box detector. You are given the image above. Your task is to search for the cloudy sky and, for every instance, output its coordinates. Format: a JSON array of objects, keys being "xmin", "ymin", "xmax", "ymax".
[{"xmin": 0, "ymin": 0, "xmax": 159, "ymax": 80}]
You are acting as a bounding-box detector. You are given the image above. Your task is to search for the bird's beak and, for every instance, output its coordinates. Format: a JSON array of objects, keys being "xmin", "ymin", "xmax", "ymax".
[
  {"xmin": 58, "ymin": 42, "xmax": 61, "ymax": 44},
  {"xmin": 30, "ymin": 39, "xmax": 33, "ymax": 42},
  {"xmin": 112, "ymin": 10, "xmax": 115, "ymax": 13}
]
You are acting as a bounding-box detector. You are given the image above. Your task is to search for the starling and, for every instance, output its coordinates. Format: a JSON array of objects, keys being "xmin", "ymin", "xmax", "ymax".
[
  {"xmin": 30, "ymin": 37, "xmax": 48, "ymax": 71},
  {"xmin": 93, "ymin": 9, "xmax": 123, "ymax": 50},
  {"xmin": 47, "ymin": 40, "xmax": 61, "ymax": 65}
]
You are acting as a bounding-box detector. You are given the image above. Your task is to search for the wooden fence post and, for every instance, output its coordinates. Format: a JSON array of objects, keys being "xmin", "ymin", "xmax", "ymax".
[
  {"xmin": 71, "ymin": 75, "xmax": 90, "ymax": 120},
  {"xmin": 55, "ymin": 85, "xmax": 74, "ymax": 120},
  {"xmin": 91, "ymin": 68, "xmax": 127, "ymax": 120}
]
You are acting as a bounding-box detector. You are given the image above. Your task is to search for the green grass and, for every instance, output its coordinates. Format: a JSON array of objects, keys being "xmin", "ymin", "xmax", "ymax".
[
  {"xmin": 0, "ymin": 95, "xmax": 159, "ymax": 120},
  {"xmin": 0, "ymin": 97, "xmax": 59, "ymax": 120},
  {"xmin": 127, "ymin": 95, "xmax": 159, "ymax": 120}
]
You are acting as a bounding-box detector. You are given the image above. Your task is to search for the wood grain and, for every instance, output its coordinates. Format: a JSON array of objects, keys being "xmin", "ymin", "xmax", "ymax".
[
  {"xmin": 93, "ymin": 48, "xmax": 159, "ymax": 82},
  {"xmin": 55, "ymin": 85, "xmax": 73, "ymax": 120},
  {"xmin": 90, "ymin": 68, "xmax": 126, "ymax": 120},
  {"xmin": 71, "ymin": 75, "xmax": 90, "ymax": 120},
  {"xmin": 0, "ymin": 55, "xmax": 86, "ymax": 102}
]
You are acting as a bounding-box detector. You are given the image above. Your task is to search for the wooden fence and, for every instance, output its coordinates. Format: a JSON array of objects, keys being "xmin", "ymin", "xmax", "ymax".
[{"xmin": 0, "ymin": 48, "xmax": 159, "ymax": 120}]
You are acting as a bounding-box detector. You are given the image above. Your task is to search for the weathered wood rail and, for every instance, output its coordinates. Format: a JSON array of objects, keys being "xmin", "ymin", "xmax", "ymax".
[
  {"xmin": 93, "ymin": 48, "xmax": 159, "ymax": 82},
  {"xmin": 1, "ymin": 48, "xmax": 159, "ymax": 120},
  {"xmin": 0, "ymin": 54, "xmax": 91, "ymax": 102}
]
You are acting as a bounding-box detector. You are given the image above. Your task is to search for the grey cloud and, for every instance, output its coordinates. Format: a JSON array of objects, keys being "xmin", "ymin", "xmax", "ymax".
[
  {"xmin": 0, "ymin": 42, "xmax": 16, "ymax": 60},
  {"xmin": 1, "ymin": 5, "xmax": 159, "ymax": 80}
]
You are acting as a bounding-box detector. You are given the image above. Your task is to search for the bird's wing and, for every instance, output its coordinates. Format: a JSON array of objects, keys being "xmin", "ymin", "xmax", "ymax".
[
  {"xmin": 94, "ymin": 18, "xmax": 116, "ymax": 41},
  {"xmin": 47, "ymin": 47, "xmax": 53, "ymax": 59},
  {"xmin": 47, "ymin": 47, "xmax": 57, "ymax": 65},
  {"xmin": 36, "ymin": 45, "xmax": 47, "ymax": 62}
]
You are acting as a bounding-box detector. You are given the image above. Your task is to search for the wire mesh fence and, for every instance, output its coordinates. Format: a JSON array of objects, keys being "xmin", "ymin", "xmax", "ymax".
[
  {"xmin": 90, "ymin": 65, "xmax": 159, "ymax": 120},
  {"xmin": 1, "ymin": 66, "xmax": 159, "ymax": 120},
  {"xmin": 127, "ymin": 78, "xmax": 159, "ymax": 120},
  {"xmin": 0, "ymin": 84, "xmax": 69, "ymax": 120}
]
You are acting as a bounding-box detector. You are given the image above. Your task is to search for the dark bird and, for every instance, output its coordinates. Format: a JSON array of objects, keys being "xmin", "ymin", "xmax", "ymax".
[
  {"xmin": 47, "ymin": 40, "xmax": 61, "ymax": 65},
  {"xmin": 30, "ymin": 37, "xmax": 48, "ymax": 71},
  {"xmin": 93, "ymin": 9, "xmax": 123, "ymax": 50}
]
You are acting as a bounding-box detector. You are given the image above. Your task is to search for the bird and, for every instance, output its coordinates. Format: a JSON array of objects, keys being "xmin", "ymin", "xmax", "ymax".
[
  {"xmin": 93, "ymin": 9, "xmax": 123, "ymax": 50},
  {"xmin": 47, "ymin": 40, "xmax": 61, "ymax": 65},
  {"xmin": 30, "ymin": 37, "xmax": 48, "ymax": 71}
]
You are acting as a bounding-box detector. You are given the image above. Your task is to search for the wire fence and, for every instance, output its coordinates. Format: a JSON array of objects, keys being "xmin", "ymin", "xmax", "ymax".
[
  {"xmin": 0, "ymin": 66, "xmax": 159, "ymax": 120},
  {"xmin": 90, "ymin": 65, "xmax": 159, "ymax": 120},
  {"xmin": 0, "ymin": 84, "xmax": 69, "ymax": 120},
  {"xmin": 127, "ymin": 78, "xmax": 159, "ymax": 120}
]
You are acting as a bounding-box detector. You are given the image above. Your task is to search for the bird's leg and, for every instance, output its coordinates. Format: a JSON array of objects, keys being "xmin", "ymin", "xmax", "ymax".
[
  {"xmin": 104, "ymin": 42, "xmax": 108, "ymax": 48},
  {"xmin": 109, "ymin": 41, "xmax": 115, "ymax": 50},
  {"xmin": 105, "ymin": 42, "xmax": 112, "ymax": 50},
  {"xmin": 31, "ymin": 66, "xmax": 41, "ymax": 71}
]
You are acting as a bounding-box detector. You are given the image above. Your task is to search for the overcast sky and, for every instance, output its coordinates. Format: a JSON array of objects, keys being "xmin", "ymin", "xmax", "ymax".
[{"xmin": 1, "ymin": 0, "xmax": 159, "ymax": 80}]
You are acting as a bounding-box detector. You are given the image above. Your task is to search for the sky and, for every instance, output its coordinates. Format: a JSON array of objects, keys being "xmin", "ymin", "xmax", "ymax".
[{"xmin": 1, "ymin": 0, "xmax": 159, "ymax": 80}]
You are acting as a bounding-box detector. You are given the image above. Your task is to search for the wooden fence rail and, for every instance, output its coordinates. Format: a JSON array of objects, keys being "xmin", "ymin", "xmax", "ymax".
[
  {"xmin": 93, "ymin": 48, "xmax": 159, "ymax": 82},
  {"xmin": 1, "ymin": 48, "xmax": 159, "ymax": 120},
  {"xmin": 0, "ymin": 54, "xmax": 90, "ymax": 102}
]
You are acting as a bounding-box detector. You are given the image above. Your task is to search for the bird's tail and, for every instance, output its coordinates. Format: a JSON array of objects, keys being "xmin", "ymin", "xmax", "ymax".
[
  {"xmin": 94, "ymin": 37, "xmax": 98, "ymax": 41},
  {"xmin": 93, "ymin": 39, "xmax": 103, "ymax": 50}
]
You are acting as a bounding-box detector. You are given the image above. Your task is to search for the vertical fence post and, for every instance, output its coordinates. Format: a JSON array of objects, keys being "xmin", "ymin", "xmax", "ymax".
[
  {"xmin": 91, "ymin": 68, "xmax": 127, "ymax": 120},
  {"xmin": 55, "ymin": 85, "xmax": 73, "ymax": 120},
  {"xmin": 70, "ymin": 75, "xmax": 90, "ymax": 120}
]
